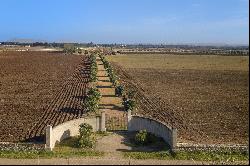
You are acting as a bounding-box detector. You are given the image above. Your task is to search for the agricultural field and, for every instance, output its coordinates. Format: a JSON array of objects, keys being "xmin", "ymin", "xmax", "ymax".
[
  {"xmin": 0, "ymin": 51, "xmax": 90, "ymax": 142},
  {"xmin": 108, "ymin": 54, "xmax": 249, "ymax": 145}
]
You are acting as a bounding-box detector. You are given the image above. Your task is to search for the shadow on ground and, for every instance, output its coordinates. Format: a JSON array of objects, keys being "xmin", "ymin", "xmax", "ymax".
[
  {"xmin": 95, "ymin": 131, "xmax": 170, "ymax": 153},
  {"xmin": 97, "ymin": 85, "xmax": 113, "ymax": 88},
  {"xmin": 99, "ymin": 104, "xmax": 124, "ymax": 111},
  {"xmin": 98, "ymin": 79, "xmax": 110, "ymax": 82},
  {"xmin": 116, "ymin": 131, "xmax": 170, "ymax": 152},
  {"xmin": 97, "ymin": 76, "xmax": 109, "ymax": 78},
  {"xmin": 59, "ymin": 107, "xmax": 83, "ymax": 114},
  {"xmin": 24, "ymin": 135, "xmax": 45, "ymax": 143},
  {"xmin": 101, "ymin": 95, "xmax": 117, "ymax": 97},
  {"xmin": 73, "ymin": 95, "xmax": 86, "ymax": 100}
]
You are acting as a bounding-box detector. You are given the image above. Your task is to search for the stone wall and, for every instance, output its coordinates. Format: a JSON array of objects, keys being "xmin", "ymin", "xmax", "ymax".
[
  {"xmin": 0, "ymin": 142, "xmax": 45, "ymax": 151},
  {"xmin": 127, "ymin": 110, "xmax": 177, "ymax": 149},
  {"xmin": 46, "ymin": 112, "xmax": 106, "ymax": 151},
  {"xmin": 176, "ymin": 143, "xmax": 249, "ymax": 152}
]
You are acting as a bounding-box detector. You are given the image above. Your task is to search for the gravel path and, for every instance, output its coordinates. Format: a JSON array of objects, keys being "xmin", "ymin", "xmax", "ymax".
[
  {"xmin": 97, "ymin": 58, "xmax": 124, "ymax": 117},
  {"xmin": 95, "ymin": 132, "xmax": 131, "ymax": 159}
]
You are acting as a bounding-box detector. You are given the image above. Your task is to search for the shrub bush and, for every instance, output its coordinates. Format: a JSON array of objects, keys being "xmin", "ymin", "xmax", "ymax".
[
  {"xmin": 115, "ymin": 85, "xmax": 124, "ymax": 97},
  {"xmin": 78, "ymin": 123, "xmax": 96, "ymax": 148},
  {"xmin": 89, "ymin": 54, "xmax": 98, "ymax": 82},
  {"xmin": 88, "ymin": 87, "xmax": 101, "ymax": 99},
  {"xmin": 63, "ymin": 44, "xmax": 76, "ymax": 54},
  {"xmin": 84, "ymin": 87, "xmax": 101, "ymax": 112},
  {"xmin": 123, "ymin": 97, "xmax": 136, "ymax": 112},
  {"xmin": 100, "ymin": 55, "xmax": 118, "ymax": 86},
  {"xmin": 135, "ymin": 130, "xmax": 148, "ymax": 145},
  {"xmin": 78, "ymin": 48, "xmax": 82, "ymax": 54},
  {"xmin": 134, "ymin": 130, "xmax": 157, "ymax": 146}
]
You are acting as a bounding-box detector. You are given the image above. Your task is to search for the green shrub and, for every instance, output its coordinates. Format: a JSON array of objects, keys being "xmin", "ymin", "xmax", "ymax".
[
  {"xmin": 123, "ymin": 97, "xmax": 136, "ymax": 112},
  {"xmin": 100, "ymin": 55, "xmax": 109, "ymax": 68},
  {"xmin": 89, "ymin": 54, "xmax": 98, "ymax": 82},
  {"xmin": 77, "ymin": 48, "xmax": 82, "ymax": 54},
  {"xmin": 115, "ymin": 85, "xmax": 124, "ymax": 97},
  {"xmin": 110, "ymin": 74, "xmax": 118, "ymax": 85},
  {"xmin": 84, "ymin": 87, "xmax": 101, "ymax": 112},
  {"xmin": 88, "ymin": 87, "xmax": 101, "ymax": 99},
  {"xmin": 135, "ymin": 130, "xmax": 148, "ymax": 145},
  {"xmin": 78, "ymin": 123, "xmax": 96, "ymax": 148},
  {"xmin": 63, "ymin": 44, "xmax": 76, "ymax": 54},
  {"xmin": 134, "ymin": 130, "xmax": 158, "ymax": 146},
  {"xmin": 100, "ymin": 55, "xmax": 118, "ymax": 87}
]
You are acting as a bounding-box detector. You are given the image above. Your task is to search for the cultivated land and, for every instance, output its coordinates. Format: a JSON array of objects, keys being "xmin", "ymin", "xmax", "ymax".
[
  {"xmin": 0, "ymin": 51, "xmax": 89, "ymax": 142},
  {"xmin": 108, "ymin": 54, "xmax": 249, "ymax": 145}
]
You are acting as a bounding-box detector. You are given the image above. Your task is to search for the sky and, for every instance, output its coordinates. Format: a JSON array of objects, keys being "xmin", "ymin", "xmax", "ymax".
[{"xmin": 0, "ymin": 0, "xmax": 249, "ymax": 45}]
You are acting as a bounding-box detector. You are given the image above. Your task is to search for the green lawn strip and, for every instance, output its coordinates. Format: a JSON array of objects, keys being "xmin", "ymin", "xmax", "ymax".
[
  {"xmin": 0, "ymin": 150, "xmax": 103, "ymax": 159},
  {"xmin": 124, "ymin": 151, "xmax": 172, "ymax": 160},
  {"xmin": 174, "ymin": 150, "xmax": 249, "ymax": 161},
  {"xmin": 123, "ymin": 150, "xmax": 249, "ymax": 162},
  {"xmin": 0, "ymin": 135, "xmax": 106, "ymax": 159}
]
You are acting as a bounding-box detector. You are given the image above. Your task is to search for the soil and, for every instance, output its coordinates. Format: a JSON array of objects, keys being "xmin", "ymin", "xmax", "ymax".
[
  {"xmin": 0, "ymin": 51, "xmax": 89, "ymax": 142},
  {"xmin": 111, "ymin": 62, "xmax": 249, "ymax": 145}
]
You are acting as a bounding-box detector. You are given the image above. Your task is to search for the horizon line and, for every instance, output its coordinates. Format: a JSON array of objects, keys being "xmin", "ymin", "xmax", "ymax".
[{"xmin": 1, "ymin": 39, "xmax": 249, "ymax": 47}]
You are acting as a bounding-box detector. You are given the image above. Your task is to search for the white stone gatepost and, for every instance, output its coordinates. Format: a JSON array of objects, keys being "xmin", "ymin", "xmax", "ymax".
[
  {"xmin": 45, "ymin": 125, "xmax": 53, "ymax": 151},
  {"xmin": 171, "ymin": 128, "xmax": 177, "ymax": 150},
  {"xmin": 101, "ymin": 111, "xmax": 106, "ymax": 132},
  {"xmin": 127, "ymin": 109, "xmax": 132, "ymax": 130}
]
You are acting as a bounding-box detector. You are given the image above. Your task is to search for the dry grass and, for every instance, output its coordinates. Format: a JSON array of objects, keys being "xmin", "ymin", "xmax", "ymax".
[{"xmin": 108, "ymin": 54, "xmax": 249, "ymax": 71}]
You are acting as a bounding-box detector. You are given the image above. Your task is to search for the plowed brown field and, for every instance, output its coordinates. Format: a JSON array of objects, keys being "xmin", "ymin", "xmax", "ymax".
[
  {"xmin": 0, "ymin": 51, "xmax": 90, "ymax": 142},
  {"xmin": 109, "ymin": 54, "xmax": 249, "ymax": 145}
]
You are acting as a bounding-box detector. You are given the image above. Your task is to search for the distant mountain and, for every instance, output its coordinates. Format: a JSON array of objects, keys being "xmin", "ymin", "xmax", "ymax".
[{"xmin": 6, "ymin": 38, "xmax": 47, "ymax": 43}]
